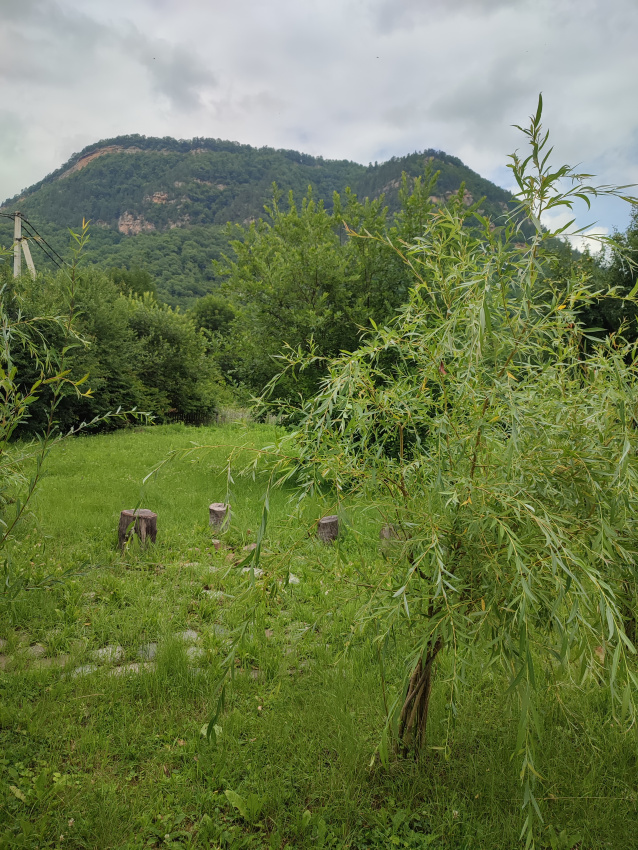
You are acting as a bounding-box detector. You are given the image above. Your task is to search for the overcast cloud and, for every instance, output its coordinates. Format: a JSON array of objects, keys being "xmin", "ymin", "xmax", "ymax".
[{"xmin": 1, "ymin": 0, "xmax": 637, "ymax": 237}]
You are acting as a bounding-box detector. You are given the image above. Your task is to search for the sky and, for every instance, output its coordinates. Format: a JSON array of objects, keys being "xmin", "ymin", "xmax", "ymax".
[{"xmin": 1, "ymin": 0, "xmax": 637, "ymax": 244}]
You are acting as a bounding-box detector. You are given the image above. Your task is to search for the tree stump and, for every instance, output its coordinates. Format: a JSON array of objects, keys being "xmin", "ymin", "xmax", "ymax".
[
  {"xmin": 380, "ymin": 524, "xmax": 398, "ymax": 541},
  {"xmin": 318, "ymin": 515, "xmax": 339, "ymax": 544},
  {"xmin": 118, "ymin": 509, "xmax": 157, "ymax": 549},
  {"xmin": 209, "ymin": 502, "xmax": 228, "ymax": 529}
]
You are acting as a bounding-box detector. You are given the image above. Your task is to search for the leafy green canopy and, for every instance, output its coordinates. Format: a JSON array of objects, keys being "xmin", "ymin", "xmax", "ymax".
[
  {"xmin": 217, "ymin": 172, "xmax": 469, "ymax": 399},
  {"xmin": 4, "ymin": 265, "xmax": 227, "ymax": 435},
  {"xmin": 241, "ymin": 98, "xmax": 638, "ymax": 847}
]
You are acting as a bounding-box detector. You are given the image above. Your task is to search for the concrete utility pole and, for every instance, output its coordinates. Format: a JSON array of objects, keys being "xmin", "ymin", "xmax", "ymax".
[
  {"xmin": 13, "ymin": 212, "xmax": 21, "ymax": 278},
  {"xmin": 12, "ymin": 212, "xmax": 36, "ymax": 280}
]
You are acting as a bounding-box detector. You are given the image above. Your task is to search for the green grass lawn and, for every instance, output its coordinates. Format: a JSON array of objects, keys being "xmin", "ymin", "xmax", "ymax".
[{"xmin": 0, "ymin": 424, "xmax": 636, "ymax": 849}]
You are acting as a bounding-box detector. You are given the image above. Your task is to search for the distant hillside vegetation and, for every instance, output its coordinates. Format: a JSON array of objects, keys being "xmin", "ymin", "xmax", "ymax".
[{"xmin": 0, "ymin": 135, "xmax": 515, "ymax": 305}]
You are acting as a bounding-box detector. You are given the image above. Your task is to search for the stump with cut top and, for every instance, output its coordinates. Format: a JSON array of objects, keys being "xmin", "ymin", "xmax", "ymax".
[
  {"xmin": 380, "ymin": 523, "xmax": 400, "ymax": 552},
  {"xmin": 209, "ymin": 502, "xmax": 228, "ymax": 529},
  {"xmin": 318, "ymin": 515, "xmax": 339, "ymax": 544},
  {"xmin": 118, "ymin": 509, "xmax": 157, "ymax": 550}
]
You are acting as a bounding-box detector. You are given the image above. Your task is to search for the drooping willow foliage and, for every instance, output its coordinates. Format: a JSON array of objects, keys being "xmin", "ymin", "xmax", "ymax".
[{"xmin": 200, "ymin": 98, "xmax": 638, "ymax": 848}]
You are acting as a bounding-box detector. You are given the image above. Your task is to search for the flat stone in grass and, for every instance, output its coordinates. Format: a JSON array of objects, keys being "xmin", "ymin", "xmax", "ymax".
[
  {"xmin": 0, "ymin": 639, "xmax": 7, "ymax": 651},
  {"xmin": 26, "ymin": 644, "xmax": 47, "ymax": 659},
  {"xmin": 175, "ymin": 629, "xmax": 199, "ymax": 644},
  {"xmin": 34, "ymin": 655, "xmax": 71, "ymax": 670},
  {"xmin": 137, "ymin": 642, "xmax": 158, "ymax": 661},
  {"xmin": 288, "ymin": 573, "xmax": 300, "ymax": 585},
  {"xmin": 186, "ymin": 646, "xmax": 205, "ymax": 661},
  {"xmin": 201, "ymin": 590, "xmax": 225, "ymax": 600},
  {"xmin": 242, "ymin": 567, "xmax": 264, "ymax": 578},
  {"xmin": 70, "ymin": 664, "xmax": 100, "ymax": 678},
  {"xmin": 212, "ymin": 624, "xmax": 228, "ymax": 637},
  {"xmin": 0, "ymin": 656, "xmax": 7, "ymax": 671},
  {"xmin": 90, "ymin": 645, "xmax": 124, "ymax": 664},
  {"xmin": 109, "ymin": 662, "xmax": 155, "ymax": 677}
]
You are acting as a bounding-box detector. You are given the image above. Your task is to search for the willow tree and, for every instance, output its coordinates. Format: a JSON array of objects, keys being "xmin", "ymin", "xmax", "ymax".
[{"xmin": 253, "ymin": 98, "xmax": 638, "ymax": 846}]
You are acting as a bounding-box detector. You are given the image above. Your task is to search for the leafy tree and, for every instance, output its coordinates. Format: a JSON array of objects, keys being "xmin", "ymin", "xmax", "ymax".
[
  {"xmin": 126, "ymin": 294, "xmax": 226, "ymax": 419},
  {"xmin": 217, "ymin": 178, "xmax": 445, "ymax": 400},
  {"xmin": 108, "ymin": 266, "xmax": 156, "ymax": 298},
  {"xmin": 13, "ymin": 266, "xmax": 227, "ymax": 433},
  {"xmin": 0, "ymin": 224, "xmax": 141, "ymax": 609},
  {"xmin": 190, "ymin": 292, "xmax": 236, "ymax": 335},
  {"xmin": 576, "ymin": 209, "xmax": 638, "ymax": 342},
  {"xmin": 237, "ymin": 98, "xmax": 638, "ymax": 846}
]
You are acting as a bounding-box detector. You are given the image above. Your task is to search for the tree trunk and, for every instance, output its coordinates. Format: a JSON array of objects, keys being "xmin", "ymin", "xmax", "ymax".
[{"xmin": 397, "ymin": 637, "xmax": 442, "ymax": 752}]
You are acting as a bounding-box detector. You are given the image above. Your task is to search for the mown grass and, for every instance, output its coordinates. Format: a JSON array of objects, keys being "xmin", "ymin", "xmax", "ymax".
[{"xmin": 0, "ymin": 424, "xmax": 636, "ymax": 849}]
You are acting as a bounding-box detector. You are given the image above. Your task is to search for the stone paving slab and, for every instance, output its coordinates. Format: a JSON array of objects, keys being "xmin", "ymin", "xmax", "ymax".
[{"xmin": 90, "ymin": 645, "xmax": 124, "ymax": 664}]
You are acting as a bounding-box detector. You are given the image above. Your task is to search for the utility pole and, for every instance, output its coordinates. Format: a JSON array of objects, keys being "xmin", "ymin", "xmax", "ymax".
[
  {"xmin": 12, "ymin": 212, "xmax": 36, "ymax": 280},
  {"xmin": 13, "ymin": 212, "xmax": 21, "ymax": 278}
]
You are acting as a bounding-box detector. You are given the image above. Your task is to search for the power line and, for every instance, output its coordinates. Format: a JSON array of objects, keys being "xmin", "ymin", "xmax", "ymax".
[
  {"xmin": 2, "ymin": 212, "xmax": 67, "ymax": 270},
  {"xmin": 21, "ymin": 218, "xmax": 68, "ymax": 268},
  {"xmin": 4, "ymin": 212, "xmax": 76, "ymax": 279}
]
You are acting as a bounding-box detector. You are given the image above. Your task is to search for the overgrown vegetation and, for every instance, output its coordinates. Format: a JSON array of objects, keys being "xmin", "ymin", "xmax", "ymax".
[
  {"xmin": 204, "ymin": 98, "xmax": 638, "ymax": 848},
  {"xmin": 0, "ymin": 424, "xmax": 636, "ymax": 849},
  {"xmin": 1, "ymin": 99, "xmax": 638, "ymax": 849}
]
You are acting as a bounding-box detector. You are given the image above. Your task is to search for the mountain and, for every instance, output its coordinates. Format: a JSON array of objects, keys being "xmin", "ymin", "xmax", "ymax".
[{"xmin": 0, "ymin": 135, "xmax": 515, "ymax": 305}]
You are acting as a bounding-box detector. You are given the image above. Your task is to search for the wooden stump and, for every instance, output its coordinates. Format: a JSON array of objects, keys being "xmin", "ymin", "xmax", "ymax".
[
  {"xmin": 209, "ymin": 502, "xmax": 228, "ymax": 529},
  {"xmin": 318, "ymin": 515, "xmax": 339, "ymax": 544},
  {"xmin": 118, "ymin": 509, "xmax": 157, "ymax": 549},
  {"xmin": 380, "ymin": 524, "xmax": 398, "ymax": 541}
]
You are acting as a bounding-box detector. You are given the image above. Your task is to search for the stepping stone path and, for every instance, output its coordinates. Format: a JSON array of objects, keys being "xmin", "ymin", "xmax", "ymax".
[
  {"xmin": 90, "ymin": 645, "xmax": 124, "ymax": 663},
  {"xmin": 175, "ymin": 629, "xmax": 199, "ymax": 643},
  {"xmin": 137, "ymin": 642, "xmax": 158, "ymax": 661},
  {"xmin": 109, "ymin": 663, "xmax": 154, "ymax": 677},
  {"xmin": 2, "ymin": 628, "xmax": 236, "ymax": 680},
  {"xmin": 70, "ymin": 664, "xmax": 99, "ymax": 678},
  {"xmin": 35, "ymin": 656, "xmax": 71, "ymax": 670},
  {"xmin": 26, "ymin": 644, "xmax": 47, "ymax": 659},
  {"xmin": 186, "ymin": 646, "xmax": 205, "ymax": 661},
  {"xmin": 201, "ymin": 590, "xmax": 225, "ymax": 600}
]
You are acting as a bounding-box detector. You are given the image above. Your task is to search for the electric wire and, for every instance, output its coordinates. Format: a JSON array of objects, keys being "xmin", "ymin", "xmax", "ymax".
[
  {"xmin": 21, "ymin": 218, "xmax": 68, "ymax": 268},
  {"xmin": 3, "ymin": 213, "xmax": 74, "ymax": 278},
  {"xmin": 1, "ymin": 212, "xmax": 68, "ymax": 270},
  {"xmin": 18, "ymin": 222, "xmax": 64, "ymax": 271}
]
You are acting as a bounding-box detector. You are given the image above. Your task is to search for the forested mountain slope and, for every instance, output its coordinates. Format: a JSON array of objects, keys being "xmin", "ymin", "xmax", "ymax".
[{"xmin": 1, "ymin": 135, "xmax": 515, "ymax": 305}]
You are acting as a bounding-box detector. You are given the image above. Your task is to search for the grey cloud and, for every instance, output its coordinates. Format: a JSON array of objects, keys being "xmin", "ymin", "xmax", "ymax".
[
  {"xmin": 370, "ymin": 0, "xmax": 524, "ymax": 33},
  {"xmin": 129, "ymin": 36, "xmax": 217, "ymax": 110}
]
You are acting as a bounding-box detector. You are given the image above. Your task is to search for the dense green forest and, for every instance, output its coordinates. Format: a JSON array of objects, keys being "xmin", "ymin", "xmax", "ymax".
[
  {"xmin": 1, "ymin": 133, "xmax": 636, "ymax": 433},
  {"xmin": 0, "ymin": 135, "xmax": 515, "ymax": 305}
]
